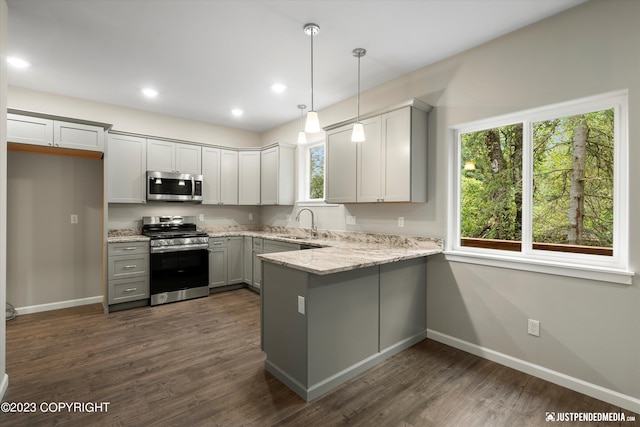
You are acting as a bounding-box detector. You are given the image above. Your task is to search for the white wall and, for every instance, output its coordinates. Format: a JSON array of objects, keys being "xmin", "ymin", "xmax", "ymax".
[
  {"xmin": 1, "ymin": 0, "xmax": 9, "ymax": 403},
  {"xmin": 261, "ymin": 0, "xmax": 640, "ymax": 411},
  {"xmin": 8, "ymin": 86, "xmax": 261, "ymax": 148}
]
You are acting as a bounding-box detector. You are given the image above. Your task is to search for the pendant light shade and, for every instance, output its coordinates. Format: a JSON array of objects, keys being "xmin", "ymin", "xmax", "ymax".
[
  {"xmin": 351, "ymin": 48, "xmax": 367, "ymax": 142},
  {"xmin": 304, "ymin": 23, "xmax": 320, "ymax": 133},
  {"xmin": 297, "ymin": 104, "xmax": 308, "ymax": 144}
]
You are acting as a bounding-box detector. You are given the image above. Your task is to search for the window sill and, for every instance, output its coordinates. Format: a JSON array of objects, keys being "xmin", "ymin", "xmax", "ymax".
[
  {"xmin": 296, "ymin": 200, "xmax": 340, "ymax": 207},
  {"xmin": 444, "ymin": 250, "xmax": 634, "ymax": 285}
]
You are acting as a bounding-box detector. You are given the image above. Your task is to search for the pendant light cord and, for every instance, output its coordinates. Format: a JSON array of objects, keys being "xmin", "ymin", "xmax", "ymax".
[
  {"xmin": 356, "ymin": 53, "xmax": 361, "ymax": 122},
  {"xmin": 310, "ymin": 29, "xmax": 314, "ymax": 111}
]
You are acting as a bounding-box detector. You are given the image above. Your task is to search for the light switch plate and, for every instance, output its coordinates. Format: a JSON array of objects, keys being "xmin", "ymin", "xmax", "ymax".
[
  {"xmin": 398, "ymin": 217, "xmax": 405, "ymax": 227},
  {"xmin": 70, "ymin": 214, "xmax": 78, "ymax": 224},
  {"xmin": 297, "ymin": 296, "xmax": 305, "ymax": 315}
]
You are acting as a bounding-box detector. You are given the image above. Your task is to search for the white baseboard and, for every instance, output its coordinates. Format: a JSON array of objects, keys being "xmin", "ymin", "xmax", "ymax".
[
  {"xmin": 0, "ymin": 373, "xmax": 8, "ymax": 402},
  {"xmin": 427, "ymin": 329, "xmax": 640, "ymax": 415},
  {"xmin": 14, "ymin": 296, "xmax": 102, "ymax": 316}
]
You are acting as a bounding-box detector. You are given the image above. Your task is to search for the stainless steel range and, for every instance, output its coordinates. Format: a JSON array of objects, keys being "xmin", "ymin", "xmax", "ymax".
[{"xmin": 142, "ymin": 216, "xmax": 209, "ymax": 306}]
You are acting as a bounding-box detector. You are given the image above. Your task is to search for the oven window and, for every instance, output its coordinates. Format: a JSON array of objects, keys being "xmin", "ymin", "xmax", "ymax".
[{"xmin": 150, "ymin": 249, "xmax": 208, "ymax": 293}]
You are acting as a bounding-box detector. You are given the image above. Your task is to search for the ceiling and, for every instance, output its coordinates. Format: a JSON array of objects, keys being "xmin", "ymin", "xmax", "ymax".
[{"xmin": 6, "ymin": 0, "xmax": 585, "ymax": 133}]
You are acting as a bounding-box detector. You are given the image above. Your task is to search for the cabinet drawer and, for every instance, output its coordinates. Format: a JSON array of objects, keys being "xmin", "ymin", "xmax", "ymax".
[
  {"xmin": 209, "ymin": 238, "xmax": 227, "ymax": 248},
  {"xmin": 108, "ymin": 242, "xmax": 148, "ymax": 256},
  {"xmin": 253, "ymin": 238, "xmax": 263, "ymax": 249},
  {"xmin": 108, "ymin": 253, "xmax": 149, "ymax": 280},
  {"xmin": 108, "ymin": 277, "xmax": 149, "ymax": 304}
]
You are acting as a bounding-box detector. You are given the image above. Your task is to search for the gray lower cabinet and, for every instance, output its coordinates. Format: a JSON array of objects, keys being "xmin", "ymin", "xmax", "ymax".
[
  {"xmin": 252, "ymin": 238, "xmax": 263, "ymax": 290},
  {"xmin": 243, "ymin": 236, "xmax": 253, "ymax": 285},
  {"xmin": 261, "ymin": 256, "xmax": 426, "ymax": 402},
  {"xmin": 107, "ymin": 242, "xmax": 149, "ymax": 304},
  {"xmin": 227, "ymin": 236, "xmax": 244, "ymax": 284},
  {"xmin": 209, "ymin": 238, "xmax": 228, "ymax": 288}
]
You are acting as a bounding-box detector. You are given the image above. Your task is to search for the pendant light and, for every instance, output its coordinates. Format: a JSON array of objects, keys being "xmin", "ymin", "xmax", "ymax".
[
  {"xmin": 351, "ymin": 48, "xmax": 367, "ymax": 142},
  {"xmin": 303, "ymin": 23, "xmax": 320, "ymax": 133},
  {"xmin": 297, "ymin": 104, "xmax": 307, "ymax": 144}
]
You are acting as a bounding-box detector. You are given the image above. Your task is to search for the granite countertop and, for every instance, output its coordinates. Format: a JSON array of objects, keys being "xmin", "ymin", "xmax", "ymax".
[{"xmin": 107, "ymin": 227, "xmax": 443, "ymax": 275}]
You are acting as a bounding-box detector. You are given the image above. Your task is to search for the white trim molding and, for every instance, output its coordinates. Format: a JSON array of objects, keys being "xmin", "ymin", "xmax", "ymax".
[
  {"xmin": 427, "ymin": 329, "xmax": 640, "ymax": 414},
  {"xmin": 14, "ymin": 295, "xmax": 102, "ymax": 316}
]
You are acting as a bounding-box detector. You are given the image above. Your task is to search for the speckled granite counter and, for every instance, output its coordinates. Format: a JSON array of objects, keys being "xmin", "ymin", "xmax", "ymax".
[{"xmin": 108, "ymin": 226, "xmax": 443, "ymax": 275}]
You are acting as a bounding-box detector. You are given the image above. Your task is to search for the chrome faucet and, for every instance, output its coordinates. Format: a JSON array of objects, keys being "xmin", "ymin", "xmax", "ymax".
[{"xmin": 295, "ymin": 208, "xmax": 317, "ymax": 237}]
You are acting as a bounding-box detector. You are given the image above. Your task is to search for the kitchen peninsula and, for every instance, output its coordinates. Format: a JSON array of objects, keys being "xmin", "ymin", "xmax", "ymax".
[{"xmin": 258, "ymin": 234, "xmax": 442, "ymax": 401}]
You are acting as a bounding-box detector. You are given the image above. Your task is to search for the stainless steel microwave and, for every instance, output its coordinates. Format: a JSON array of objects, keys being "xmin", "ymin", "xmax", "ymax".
[{"xmin": 146, "ymin": 171, "xmax": 203, "ymax": 203}]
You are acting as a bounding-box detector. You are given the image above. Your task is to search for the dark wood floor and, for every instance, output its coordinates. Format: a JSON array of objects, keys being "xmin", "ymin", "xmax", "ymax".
[{"xmin": 1, "ymin": 288, "xmax": 637, "ymax": 427}]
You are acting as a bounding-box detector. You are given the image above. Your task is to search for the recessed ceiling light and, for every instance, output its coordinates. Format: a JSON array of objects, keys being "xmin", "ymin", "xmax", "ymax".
[
  {"xmin": 7, "ymin": 56, "xmax": 31, "ymax": 69},
  {"xmin": 141, "ymin": 88, "xmax": 158, "ymax": 98},
  {"xmin": 271, "ymin": 83, "xmax": 287, "ymax": 93},
  {"xmin": 231, "ymin": 108, "xmax": 244, "ymax": 117}
]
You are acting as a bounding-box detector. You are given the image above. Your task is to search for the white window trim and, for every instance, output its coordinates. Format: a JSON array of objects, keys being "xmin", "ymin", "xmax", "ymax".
[
  {"xmin": 296, "ymin": 136, "xmax": 329, "ymax": 204},
  {"xmin": 446, "ymin": 90, "xmax": 633, "ymax": 285}
]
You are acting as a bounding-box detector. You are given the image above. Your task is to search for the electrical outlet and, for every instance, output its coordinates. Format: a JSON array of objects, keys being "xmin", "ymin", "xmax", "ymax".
[
  {"xmin": 199, "ymin": 213, "xmax": 204, "ymax": 221},
  {"xmin": 528, "ymin": 319, "xmax": 540, "ymax": 337},
  {"xmin": 297, "ymin": 296, "xmax": 305, "ymax": 315},
  {"xmin": 70, "ymin": 214, "xmax": 78, "ymax": 224},
  {"xmin": 249, "ymin": 213, "xmax": 254, "ymax": 221},
  {"xmin": 346, "ymin": 215, "xmax": 356, "ymax": 225},
  {"xmin": 398, "ymin": 217, "xmax": 405, "ymax": 227}
]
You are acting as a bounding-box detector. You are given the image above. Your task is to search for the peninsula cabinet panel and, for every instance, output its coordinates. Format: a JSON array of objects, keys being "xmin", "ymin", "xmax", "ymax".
[
  {"xmin": 325, "ymin": 126, "xmax": 357, "ymax": 203},
  {"xmin": 107, "ymin": 134, "xmax": 147, "ymax": 203}
]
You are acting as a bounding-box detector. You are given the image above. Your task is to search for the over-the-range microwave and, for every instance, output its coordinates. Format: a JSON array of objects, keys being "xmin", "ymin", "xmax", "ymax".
[{"xmin": 146, "ymin": 171, "xmax": 203, "ymax": 203}]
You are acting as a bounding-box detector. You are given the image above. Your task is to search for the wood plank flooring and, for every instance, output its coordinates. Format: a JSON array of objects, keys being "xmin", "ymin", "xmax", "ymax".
[{"xmin": 1, "ymin": 288, "xmax": 637, "ymax": 426}]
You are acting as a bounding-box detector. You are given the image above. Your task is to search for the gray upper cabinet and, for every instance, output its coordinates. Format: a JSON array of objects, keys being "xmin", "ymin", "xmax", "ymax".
[
  {"xmin": 7, "ymin": 113, "xmax": 106, "ymax": 152},
  {"xmin": 238, "ymin": 150, "xmax": 261, "ymax": 205},
  {"xmin": 325, "ymin": 101, "xmax": 430, "ymax": 204},
  {"xmin": 260, "ymin": 144, "xmax": 295, "ymax": 205},
  {"xmin": 147, "ymin": 139, "xmax": 202, "ymax": 174},
  {"xmin": 107, "ymin": 134, "xmax": 147, "ymax": 203}
]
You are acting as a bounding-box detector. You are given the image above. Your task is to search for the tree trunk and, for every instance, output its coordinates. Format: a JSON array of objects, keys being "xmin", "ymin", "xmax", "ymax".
[{"xmin": 568, "ymin": 117, "xmax": 587, "ymax": 244}]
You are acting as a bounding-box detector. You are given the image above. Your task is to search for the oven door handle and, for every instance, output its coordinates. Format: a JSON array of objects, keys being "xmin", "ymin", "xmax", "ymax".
[{"xmin": 150, "ymin": 243, "xmax": 209, "ymax": 254}]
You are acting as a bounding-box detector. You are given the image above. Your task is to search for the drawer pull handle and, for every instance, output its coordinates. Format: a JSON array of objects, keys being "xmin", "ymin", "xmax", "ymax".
[
  {"xmin": 123, "ymin": 247, "xmax": 137, "ymax": 251},
  {"xmin": 212, "ymin": 242, "xmax": 223, "ymax": 246},
  {"xmin": 124, "ymin": 288, "xmax": 137, "ymax": 292},
  {"xmin": 123, "ymin": 265, "xmax": 137, "ymax": 269}
]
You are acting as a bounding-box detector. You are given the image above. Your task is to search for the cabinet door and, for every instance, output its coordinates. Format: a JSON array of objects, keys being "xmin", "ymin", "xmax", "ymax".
[
  {"xmin": 227, "ymin": 237, "xmax": 244, "ymax": 284},
  {"xmin": 220, "ymin": 149, "xmax": 239, "ymax": 204},
  {"xmin": 107, "ymin": 134, "xmax": 147, "ymax": 203},
  {"xmin": 54, "ymin": 121, "xmax": 105, "ymax": 152},
  {"xmin": 202, "ymin": 147, "xmax": 221, "ymax": 204},
  {"xmin": 209, "ymin": 239, "xmax": 228, "ymax": 288},
  {"xmin": 252, "ymin": 249, "xmax": 263, "ymax": 290},
  {"xmin": 381, "ymin": 108, "xmax": 412, "ymax": 202},
  {"xmin": 238, "ymin": 151, "xmax": 261, "ymax": 205},
  {"xmin": 260, "ymin": 146, "xmax": 279, "ymax": 205},
  {"xmin": 243, "ymin": 236, "xmax": 253, "ymax": 284},
  {"xmin": 326, "ymin": 126, "xmax": 357, "ymax": 203},
  {"xmin": 176, "ymin": 143, "xmax": 202, "ymax": 174},
  {"xmin": 147, "ymin": 139, "xmax": 175, "ymax": 172},
  {"xmin": 356, "ymin": 116, "xmax": 383, "ymax": 202},
  {"xmin": 7, "ymin": 114, "xmax": 53, "ymax": 146}
]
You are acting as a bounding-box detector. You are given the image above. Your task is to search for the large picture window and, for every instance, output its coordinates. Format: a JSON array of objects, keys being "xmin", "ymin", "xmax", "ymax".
[{"xmin": 449, "ymin": 91, "xmax": 630, "ymax": 283}]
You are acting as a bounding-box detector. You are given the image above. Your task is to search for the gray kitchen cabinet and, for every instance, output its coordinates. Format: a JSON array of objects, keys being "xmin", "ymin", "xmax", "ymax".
[
  {"xmin": 7, "ymin": 113, "xmax": 106, "ymax": 152},
  {"xmin": 325, "ymin": 100, "xmax": 430, "ymax": 203},
  {"xmin": 107, "ymin": 133, "xmax": 147, "ymax": 203},
  {"xmin": 107, "ymin": 242, "xmax": 149, "ymax": 304},
  {"xmin": 252, "ymin": 238, "xmax": 264, "ymax": 290},
  {"xmin": 202, "ymin": 147, "xmax": 238, "ymax": 205},
  {"xmin": 238, "ymin": 150, "xmax": 261, "ymax": 205},
  {"xmin": 243, "ymin": 236, "xmax": 253, "ymax": 285},
  {"xmin": 147, "ymin": 138, "xmax": 202, "ymax": 174},
  {"xmin": 209, "ymin": 238, "xmax": 228, "ymax": 288},
  {"xmin": 227, "ymin": 236, "xmax": 244, "ymax": 284},
  {"xmin": 260, "ymin": 144, "xmax": 296, "ymax": 205}
]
